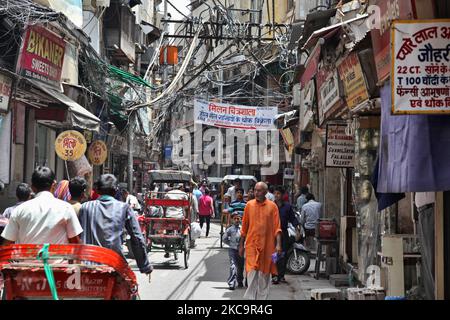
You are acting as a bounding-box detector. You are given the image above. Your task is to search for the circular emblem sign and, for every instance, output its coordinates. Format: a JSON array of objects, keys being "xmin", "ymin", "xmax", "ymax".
[
  {"xmin": 55, "ymin": 130, "xmax": 87, "ymax": 161},
  {"xmin": 88, "ymin": 140, "xmax": 108, "ymax": 166}
]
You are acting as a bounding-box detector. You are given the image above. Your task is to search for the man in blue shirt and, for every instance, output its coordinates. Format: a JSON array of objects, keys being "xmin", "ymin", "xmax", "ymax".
[
  {"xmin": 273, "ymin": 186, "xmax": 298, "ymax": 284},
  {"xmin": 300, "ymin": 193, "xmax": 322, "ymax": 250},
  {"xmin": 78, "ymin": 174, "xmax": 152, "ymax": 275}
]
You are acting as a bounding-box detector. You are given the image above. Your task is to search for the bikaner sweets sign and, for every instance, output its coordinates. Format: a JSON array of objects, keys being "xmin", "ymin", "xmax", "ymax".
[
  {"xmin": 55, "ymin": 130, "xmax": 87, "ymax": 161},
  {"xmin": 88, "ymin": 140, "xmax": 108, "ymax": 166},
  {"xmin": 392, "ymin": 20, "xmax": 450, "ymax": 114},
  {"xmin": 16, "ymin": 25, "xmax": 66, "ymax": 87}
]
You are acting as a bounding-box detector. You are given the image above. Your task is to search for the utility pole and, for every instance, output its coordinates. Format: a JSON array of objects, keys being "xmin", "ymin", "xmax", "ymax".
[
  {"xmin": 218, "ymin": 68, "xmax": 223, "ymax": 178},
  {"xmin": 128, "ymin": 111, "xmax": 134, "ymax": 193},
  {"xmin": 163, "ymin": 0, "xmax": 169, "ymax": 86},
  {"xmin": 160, "ymin": 0, "xmax": 169, "ymax": 170}
]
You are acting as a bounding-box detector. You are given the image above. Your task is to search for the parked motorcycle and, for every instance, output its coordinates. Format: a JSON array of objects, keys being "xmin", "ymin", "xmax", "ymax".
[{"xmin": 285, "ymin": 212, "xmax": 311, "ymax": 275}]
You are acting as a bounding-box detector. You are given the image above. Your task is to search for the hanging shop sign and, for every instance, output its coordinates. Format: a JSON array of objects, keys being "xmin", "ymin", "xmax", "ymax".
[
  {"xmin": 88, "ymin": 140, "xmax": 108, "ymax": 166},
  {"xmin": 0, "ymin": 73, "xmax": 12, "ymax": 113},
  {"xmin": 370, "ymin": 0, "xmax": 413, "ymax": 83},
  {"xmin": 392, "ymin": 20, "xmax": 450, "ymax": 114},
  {"xmin": 194, "ymin": 100, "xmax": 277, "ymax": 130},
  {"xmin": 300, "ymin": 39, "xmax": 323, "ymax": 89},
  {"xmin": 325, "ymin": 124, "xmax": 355, "ymax": 168},
  {"xmin": 16, "ymin": 25, "xmax": 66, "ymax": 88},
  {"xmin": 337, "ymin": 52, "xmax": 370, "ymax": 110},
  {"xmin": 55, "ymin": 130, "xmax": 87, "ymax": 161},
  {"xmin": 300, "ymin": 80, "xmax": 316, "ymax": 131},
  {"xmin": 316, "ymin": 68, "xmax": 341, "ymax": 126},
  {"xmin": 280, "ymin": 128, "xmax": 294, "ymax": 156}
]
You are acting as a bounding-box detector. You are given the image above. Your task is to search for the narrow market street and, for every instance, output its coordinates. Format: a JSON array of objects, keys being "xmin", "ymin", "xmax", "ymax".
[
  {"xmin": 129, "ymin": 223, "xmax": 333, "ymax": 300},
  {"xmin": 2, "ymin": 0, "xmax": 450, "ymax": 305}
]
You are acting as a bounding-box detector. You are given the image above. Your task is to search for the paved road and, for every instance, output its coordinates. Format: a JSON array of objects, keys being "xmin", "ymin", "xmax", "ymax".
[
  {"xmin": 126, "ymin": 223, "xmax": 333, "ymax": 300},
  {"xmin": 126, "ymin": 223, "xmax": 302, "ymax": 300}
]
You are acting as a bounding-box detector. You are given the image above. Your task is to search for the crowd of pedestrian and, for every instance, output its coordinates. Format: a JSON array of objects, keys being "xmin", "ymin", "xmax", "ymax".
[
  {"xmin": 0, "ymin": 168, "xmax": 322, "ymax": 301},
  {"xmin": 0, "ymin": 166, "xmax": 153, "ymax": 277}
]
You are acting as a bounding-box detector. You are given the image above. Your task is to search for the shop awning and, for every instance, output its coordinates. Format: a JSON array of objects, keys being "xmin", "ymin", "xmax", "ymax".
[
  {"xmin": 26, "ymin": 79, "xmax": 100, "ymax": 132},
  {"xmin": 298, "ymin": 9, "xmax": 337, "ymax": 49},
  {"xmin": 301, "ymin": 14, "xmax": 368, "ymax": 50}
]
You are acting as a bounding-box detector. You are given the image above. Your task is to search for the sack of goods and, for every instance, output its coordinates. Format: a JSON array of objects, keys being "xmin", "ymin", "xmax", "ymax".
[{"xmin": 190, "ymin": 222, "xmax": 202, "ymax": 240}]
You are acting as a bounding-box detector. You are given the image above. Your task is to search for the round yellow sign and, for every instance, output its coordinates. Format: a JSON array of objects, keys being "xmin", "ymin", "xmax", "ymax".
[
  {"xmin": 88, "ymin": 140, "xmax": 108, "ymax": 166},
  {"xmin": 55, "ymin": 130, "xmax": 87, "ymax": 161}
]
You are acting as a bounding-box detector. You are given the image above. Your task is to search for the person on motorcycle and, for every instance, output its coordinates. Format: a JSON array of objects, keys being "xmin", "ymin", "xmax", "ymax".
[{"xmin": 272, "ymin": 186, "xmax": 298, "ymax": 284}]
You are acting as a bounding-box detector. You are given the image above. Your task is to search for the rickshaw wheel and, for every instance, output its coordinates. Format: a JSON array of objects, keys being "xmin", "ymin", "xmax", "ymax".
[{"xmin": 184, "ymin": 234, "xmax": 190, "ymax": 269}]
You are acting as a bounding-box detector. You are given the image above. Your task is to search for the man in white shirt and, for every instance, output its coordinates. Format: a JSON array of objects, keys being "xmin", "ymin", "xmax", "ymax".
[
  {"xmin": 226, "ymin": 178, "xmax": 242, "ymax": 202},
  {"xmin": 123, "ymin": 189, "xmax": 142, "ymax": 212},
  {"xmin": 165, "ymin": 184, "xmax": 188, "ymax": 218},
  {"xmin": 265, "ymin": 185, "xmax": 275, "ymax": 201},
  {"xmin": 1, "ymin": 166, "xmax": 83, "ymax": 245}
]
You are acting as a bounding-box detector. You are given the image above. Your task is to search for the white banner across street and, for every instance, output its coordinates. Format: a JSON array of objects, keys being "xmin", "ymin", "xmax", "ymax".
[{"xmin": 194, "ymin": 99, "xmax": 278, "ymax": 130}]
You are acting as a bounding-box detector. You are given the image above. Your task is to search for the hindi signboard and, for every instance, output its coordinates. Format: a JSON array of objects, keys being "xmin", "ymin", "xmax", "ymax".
[
  {"xmin": 370, "ymin": 0, "xmax": 413, "ymax": 83},
  {"xmin": 16, "ymin": 25, "xmax": 66, "ymax": 88},
  {"xmin": 316, "ymin": 68, "xmax": 341, "ymax": 126},
  {"xmin": 88, "ymin": 140, "xmax": 108, "ymax": 166},
  {"xmin": 0, "ymin": 73, "xmax": 12, "ymax": 113},
  {"xmin": 325, "ymin": 124, "xmax": 355, "ymax": 168},
  {"xmin": 194, "ymin": 100, "xmax": 277, "ymax": 130},
  {"xmin": 338, "ymin": 52, "xmax": 370, "ymax": 109},
  {"xmin": 392, "ymin": 20, "xmax": 450, "ymax": 114},
  {"xmin": 55, "ymin": 130, "xmax": 87, "ymax": 161}
]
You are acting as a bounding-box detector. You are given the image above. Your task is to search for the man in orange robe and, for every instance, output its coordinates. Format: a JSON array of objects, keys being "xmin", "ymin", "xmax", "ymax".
[{"xmin": 239, "ymin": 182, "xmax": 282, "ymax": 300}]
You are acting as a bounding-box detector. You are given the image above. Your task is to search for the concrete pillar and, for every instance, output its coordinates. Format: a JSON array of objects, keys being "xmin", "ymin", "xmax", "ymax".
[{"xmin": 25, "ymin": 109, "xmax": 36, "ymax": 183}]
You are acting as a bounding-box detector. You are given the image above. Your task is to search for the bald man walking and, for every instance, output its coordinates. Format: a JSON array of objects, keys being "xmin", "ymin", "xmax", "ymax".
[{"xmin": 239, "ymin": 182, "xmax": 282, "ymax": 300}]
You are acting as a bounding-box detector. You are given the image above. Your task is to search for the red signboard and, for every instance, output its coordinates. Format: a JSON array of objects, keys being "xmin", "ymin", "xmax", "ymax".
[
  {"xmin": 16, "ymin": 25, "xmax": 66, "ymax": 87},
  {"xmin": 370, "ymin": 0, "xmax": 414, "ymax": 84},
  {"xmin": 300, "ymin": 40, "xmax": 322, "ymax": 89}
]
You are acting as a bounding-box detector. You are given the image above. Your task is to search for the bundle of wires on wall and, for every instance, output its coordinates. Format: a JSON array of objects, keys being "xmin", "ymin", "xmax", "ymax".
[{"xmin": 0, "ymin": 0, "xmax": 60, "ymax": 28}]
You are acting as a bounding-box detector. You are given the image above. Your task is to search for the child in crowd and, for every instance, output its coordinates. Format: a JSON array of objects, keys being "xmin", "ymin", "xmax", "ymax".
[{"xmin": 222, "ymin": 212, "xmax": 244, "ymax": 290}]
